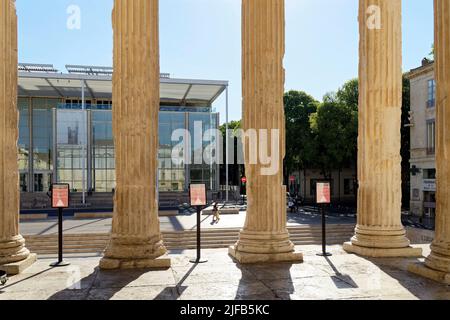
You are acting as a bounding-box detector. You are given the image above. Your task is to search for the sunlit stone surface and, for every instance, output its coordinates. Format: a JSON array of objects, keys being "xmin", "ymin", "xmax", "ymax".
[
  {"xmin": 0, "ymin": 246, "xmax": 448, "ymax": 300},
  {"xmin": 343, "ymin": 0, "xmax": 421, "ymax": 258},
  {"xmin": 409, "ymin": 0, "xmax": 450, "ymax": 284},
  {"xmin": 229, "ymin": 0, "xmax": 303, "ymax": 264},
  {"xmin": 0, "ymin": 0, "xmax": 36, "ymax": 275},
  {"xmin": 99, "ymin": 0, "xmax": 170, "ymax": 270}
]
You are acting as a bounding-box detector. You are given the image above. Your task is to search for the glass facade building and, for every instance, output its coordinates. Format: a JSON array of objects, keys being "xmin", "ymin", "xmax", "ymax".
[
  {"xmin": 16, "ymin": 66, "xmax": 227, "ymax": 210},
  {"xmin": 17, "ymin": 99, "xmax": 220, "ymax": 194}
]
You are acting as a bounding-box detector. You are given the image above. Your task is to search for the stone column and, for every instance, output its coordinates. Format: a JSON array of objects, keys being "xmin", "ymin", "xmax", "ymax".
[
  {"xmin": 229, "ymin": 0, "xmax": 302, "ymax": 264},
  {"xmin": 409, "ymin": 0, "xmax": 450, "ymax": 284},
  {"xmin": 343, "ymin": 0, "xmax": 421, "ymax": 257},
  {"xmin": 99, "ymin": 0, "xmax": 170, "ymax": 270},
  {"xmin": 0, "ymin": 0, "xmax": 36, "ymax": 275}
]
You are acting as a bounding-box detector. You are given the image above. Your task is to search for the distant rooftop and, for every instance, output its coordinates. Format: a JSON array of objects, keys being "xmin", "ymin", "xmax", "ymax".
[
  {"xmin": 406, "ymin": 58, "xmax": 434, "ymax": 80},
  {"xmin": 18, "ymin": 63, "xmax": 228, "ymax": 107}
]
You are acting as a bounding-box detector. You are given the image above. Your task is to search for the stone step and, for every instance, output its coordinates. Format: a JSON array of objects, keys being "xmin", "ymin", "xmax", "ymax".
[
  {"xmin": 26, "ymin": 238, "xmax": 352, "ymax": 254},
  {"xmin": 25, "ymin": 231, "xmax": 353, "ymax": 243},
  {"xmin": 25, "ymin": 231, "xmax": 352, "ymax": 245},
  {"xmin": 28, "ymin": 239, "xmax": 352, "ymax": 254},
  {"xmin": 24, "ymin": 225, "xmax": 355, "ymax": 254}
]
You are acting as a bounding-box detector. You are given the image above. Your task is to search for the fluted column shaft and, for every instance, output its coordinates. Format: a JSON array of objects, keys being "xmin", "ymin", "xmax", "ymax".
[
  {"xmin": 229, "ymin": 0, "xmax": 302, "ymax": 263},
  {"xmin": 0, "ymin": 0, "xmax": 31, "ymax": 266},
  {"xmin": 100, "ymin": 0, "xmax": 169, "ymax": 269},
  {"xmin": 424, "ymin": 0, "xmax": 450, "ymax": 273},
  {"xmin": 344, "ymin": 0, "xmax": 420, "ymax": 257},
  {"xmin": 242, "ymin": 0, "xmax": 286, "ymax": 233}
]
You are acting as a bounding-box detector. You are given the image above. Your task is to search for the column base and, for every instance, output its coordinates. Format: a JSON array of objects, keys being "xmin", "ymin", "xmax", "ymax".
[
  {"xmin": 100, "ymin": 234, "xmax": 171, "ymax": 270},
  {"xmin": 0, "ymin": 253, "xmax": 37, "ymax": 275},
  {"xmin": 343, "ymin": 242, "xmax": 423, "ymax": 258},
  {"xmin": 229, "ymin": 245, "xmax": 303, "ymax": 264},
  {"xmin": 228, "ymin": 230, "xmax": 303, "ymax": 264},
  {"xmin": 408, "ymin": 262, "xmax": 450, "ymax": 285},
  {"xmin": 99, "ymin": 254, "xmax": 171, "ymax": 270}
]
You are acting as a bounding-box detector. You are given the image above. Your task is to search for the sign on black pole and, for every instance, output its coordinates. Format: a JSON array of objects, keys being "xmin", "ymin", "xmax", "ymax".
[
  {"xmin": 189, "ymin": 184, "xmax": 208, "ymax": 264},
  {"xmin": 50, "ymin": 184, "xmax": 71, "ymax": 267},
  {"xmin": 316, "ymin": 182, "xmax": 332, "ymax": 257}
]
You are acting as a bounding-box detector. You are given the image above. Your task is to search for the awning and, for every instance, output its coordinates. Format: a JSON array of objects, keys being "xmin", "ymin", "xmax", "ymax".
[{"xmin": 18, "ymin": 72, "xmax": 228, "ymax": 107}]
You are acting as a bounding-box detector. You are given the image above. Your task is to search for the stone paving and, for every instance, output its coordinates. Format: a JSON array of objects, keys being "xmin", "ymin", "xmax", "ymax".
[{"xmin": 0, "ymin": 244, "xmax": 448, "ymax": 300}]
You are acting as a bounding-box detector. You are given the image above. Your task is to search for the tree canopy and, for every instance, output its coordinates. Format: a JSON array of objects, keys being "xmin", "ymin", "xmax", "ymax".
[{"xmin": 283, "ymin": 90, "xmax": 319, "ymax": 176}]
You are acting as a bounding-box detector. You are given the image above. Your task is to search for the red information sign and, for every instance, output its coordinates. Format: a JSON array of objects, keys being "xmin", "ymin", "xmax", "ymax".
[
  {"xmin": 52, "ymin": 184, "xmax": 70, "ymax": 208},
  {"xmin": 190, "ymin": 184, "xmax": 207, "ymax": 206},
  {"xmin": 316, "ymin": 182, "xmax": 331, "ymax": 204}
]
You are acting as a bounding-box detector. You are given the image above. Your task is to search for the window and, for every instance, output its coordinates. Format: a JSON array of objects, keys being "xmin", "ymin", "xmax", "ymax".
[
  {"xmin": 427, "ymin": 79, "xmax": 436, "ymax": 108},
  {"xmin": 92, "ymin": 110, "xmax": 115, "ymax": 192},
  {"xmin": 18, "ymin": 98, "xmax": 30, "ymax": 177},
  {"xmin": 423, "ymin": 169, "xmax": 436, "ymax": 179},
  {"xmin": 427, "ymin": 120, "xmax": 436, "ymax": 154},
  {"xmin": 32, "ymin": 98, "xmax": 57, "ymax": 172}
]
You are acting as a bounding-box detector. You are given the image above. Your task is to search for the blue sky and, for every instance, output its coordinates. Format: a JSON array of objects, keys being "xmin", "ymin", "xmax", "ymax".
[{"xmin": 16, "ymin": 0, "xmax": 434, "ymax": 123}]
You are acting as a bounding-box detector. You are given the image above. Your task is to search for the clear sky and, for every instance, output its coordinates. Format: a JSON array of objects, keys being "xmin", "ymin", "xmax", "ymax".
[{"xmin": 16, "ymin": 0, "xmax": 434, "ymax": 123}]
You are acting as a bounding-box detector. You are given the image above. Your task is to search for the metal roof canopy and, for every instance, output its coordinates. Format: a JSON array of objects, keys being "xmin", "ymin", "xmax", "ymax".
[{"xmin": 18, "ymin": 71, "xmax": 228, "ymax": 107}]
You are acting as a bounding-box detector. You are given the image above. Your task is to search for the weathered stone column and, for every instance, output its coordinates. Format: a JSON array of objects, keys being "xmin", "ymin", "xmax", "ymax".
[
  {"xmin": 229, "ymin": 0, "xmax": 302, "ymax": 264},
  {"xmin": 409, "ymin": 0, "xmax": 450, "ymax": 284},
  {"xmin": 343, "ymin": 0, "xmax": 421, "ymax": 257},
  {"xmin": 0, "ymin": 0, "xmax": 36, "ymax": 275},
  {"xmin": 99, "ymin": 0, "xmax": 170, "ymax": 270}
]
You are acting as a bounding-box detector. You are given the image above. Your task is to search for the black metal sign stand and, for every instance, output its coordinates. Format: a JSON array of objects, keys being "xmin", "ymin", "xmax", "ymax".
[
  {"xmin": 49, "ymin": 183, "xmax": 71, "ymax": 268},
  {"xmin": 190, "ymin": 205, "xmax": 208, "ymax": 264},
  {"xmin": 317, "ymin": 203, "xmax": 332, "ymax": 257},
  {"xmin": 50, "ymin": 207, "xmax": 70, "ymax": 267}
]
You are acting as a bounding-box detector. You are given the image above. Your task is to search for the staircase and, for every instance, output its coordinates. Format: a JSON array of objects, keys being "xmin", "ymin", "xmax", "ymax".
[
  {"xmin": 69, "ymin": 192, "xmax": 113, "ymax": 208},
  {"xmin": 24, "ymin": 224, "xmax": 355, "ymax": 255}
]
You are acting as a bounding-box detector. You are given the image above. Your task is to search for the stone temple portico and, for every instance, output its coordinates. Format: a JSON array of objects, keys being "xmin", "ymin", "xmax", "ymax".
[{"xmin": 1, "ymin": 0, "xmax": 450, "ymax": 292}]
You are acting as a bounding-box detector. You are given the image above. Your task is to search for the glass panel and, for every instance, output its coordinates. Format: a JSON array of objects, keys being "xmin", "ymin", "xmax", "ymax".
[
  {"xmin": 32, "ymin": 98, "xmax": 57, "ymax": 172},
  {"xmin": 188, "ymin": 112, "xmax": 219, "ymax": 190},
  {"xmin": 56, "ymin": 110, "xmax": 87, "ymax": 191},
  {"xmin": 18, "ymin": 98, "xmax": 30, "ymax": 192},
  {"xmin": 92, "ymin": 110, "xmax": 115, "ymax": 192},
  {"xmin": 158, "ymin": 112, "xmax": 186, "ymax": 192},
  {"xmin": 34, "ymin": 173, "xmax": 52, "ymax": 192}
]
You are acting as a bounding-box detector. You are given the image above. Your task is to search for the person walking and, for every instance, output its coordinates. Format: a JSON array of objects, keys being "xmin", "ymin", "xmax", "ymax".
[{"xmin": 212, "ymin": 202, "xmax": 221, "ymax": 223}]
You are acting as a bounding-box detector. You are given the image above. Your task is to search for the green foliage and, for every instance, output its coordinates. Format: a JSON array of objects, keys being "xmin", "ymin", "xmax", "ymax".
[
  {"xmin": 219, "ymin": 120, "xmax": 241, "ymax": 135},
  {"xmin": 283, "ymin": 91, "xmax": 319, "ymax": 174},
  {"xmin": 336, "ymin": 78, "xmax": 359, "ymax": 111},
  {"xmin": 309, "ymin": 100, "xmax": 357, "ymax": 178}
]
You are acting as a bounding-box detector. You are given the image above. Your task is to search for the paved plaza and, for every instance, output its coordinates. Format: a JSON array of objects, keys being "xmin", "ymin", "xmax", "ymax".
[
  {"xmin": 0, "ymin": 244, "xmax": 448, "ymax": 300},
  {"xmin": 19, "ymin": 208, "xmax": 356, "ymax": 236}
]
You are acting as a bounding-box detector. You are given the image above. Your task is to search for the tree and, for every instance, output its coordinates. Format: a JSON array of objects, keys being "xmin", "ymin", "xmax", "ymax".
[
  {"xmin": 219, "ymin": 120, "xmax": 241, "ymax": 137},
  {"xmin": 336, "ymin": 78, "xmax": 359, "ymax": 111},
  {"xmin": 283, "ymin": 91, "xmax": 319, "ymax": 188},
  {"xmin": 310, "ymin": 101, "xmax": 357, "ymax": 181}
]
